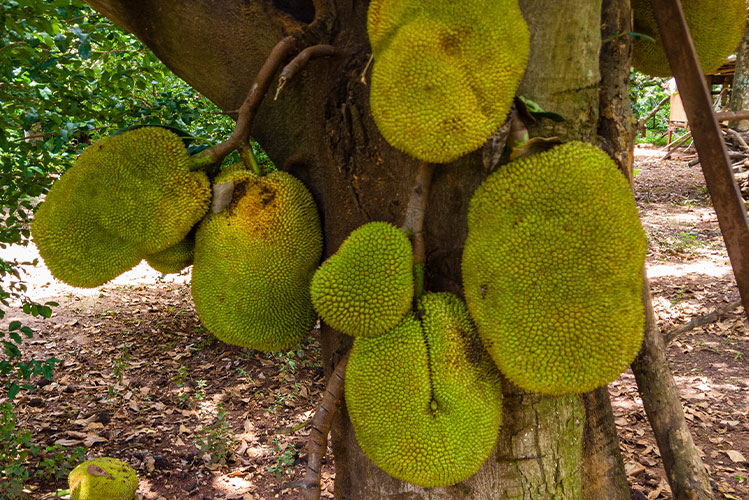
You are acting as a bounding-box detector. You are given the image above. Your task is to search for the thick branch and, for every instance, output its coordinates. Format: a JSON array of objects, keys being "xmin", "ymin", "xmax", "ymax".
[
  {"xmin": 294, "ymin": 352, "xmax": 349, "ymax": 500},
  {"xmin": 664, "ymin": 300, "xmax": 742, "ymax": 345}
]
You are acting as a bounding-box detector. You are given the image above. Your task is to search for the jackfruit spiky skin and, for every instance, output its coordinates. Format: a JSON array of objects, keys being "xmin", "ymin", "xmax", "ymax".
[
  {"xmin": 310, "ymin": 221, "xmax": 413, "ymax": 337},
  {"xmin": 462, "ymin": 141, "xmax": 647, "ymax": 396},
  {"xmin": 191, "ymin": 168, "xmax": 322, "ymax": 351},
  {"xmin": 68, "ymin": 457, "xmax": 138, "ymax": 500},
  {"xmin": 345, "ymin": 292, "xmax": 503, "ymax": 488},
  {"xmin": 367, "ymin": 0, "xmax": 529, "ymax": 163},
  {"xmin": 32, "ymin": 127, "xmax": 211, "ymax": 287},
  {"xmin": 145, "ymin": 233, "xmax": 195, "ymax": 274},
  {"xmin": 631, "ymin": 0, "xmax": 747, "ymax": 77}
]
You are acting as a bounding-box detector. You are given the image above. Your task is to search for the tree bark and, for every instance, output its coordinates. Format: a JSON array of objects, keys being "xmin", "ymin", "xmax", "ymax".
[
  {"xmin": 730, "ymin": 22, "xmax": 749, "ymax": 131},
  {"xmin": 631, "ymin": 278, "xmax": 714, "ymax": 500},
  {"xmin": 79, "ymin": 1, "xmax": 643, "ymax": 499},
  {"xmin": 581, "ymin": 3, "xmax": 637, "ymax": 499}
]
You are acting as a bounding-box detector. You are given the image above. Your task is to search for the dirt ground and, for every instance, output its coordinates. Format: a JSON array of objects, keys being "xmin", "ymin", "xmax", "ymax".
[{"xmin": 1, "ymin": 143, "xmax": 747, "ymax": 500}]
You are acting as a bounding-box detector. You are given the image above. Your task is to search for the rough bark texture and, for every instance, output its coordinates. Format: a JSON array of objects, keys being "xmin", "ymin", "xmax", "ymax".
[
  {"xmin": 80, "ymin": 1, "xmax": 637, "ymax": 499},
  {"xmin": 581, "ymin": 2, "xmax": 636, "ymax": 498},
  {"xmin": 631, "ymin": 278, "xmax": 714, "ymax": 500},
  {"xmin": 730, "ymin": 22, "xmax": 749, "ymax": 131}
]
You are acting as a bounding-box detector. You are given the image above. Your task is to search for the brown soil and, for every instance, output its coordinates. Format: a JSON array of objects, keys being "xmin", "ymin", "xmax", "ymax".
[{"xmin": 1, "ymin": 143, "xmax": 747, "ymax": 500}]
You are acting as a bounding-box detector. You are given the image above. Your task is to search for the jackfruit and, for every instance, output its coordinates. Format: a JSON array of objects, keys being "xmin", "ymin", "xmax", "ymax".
[
  {"xmin": 367, "ymin": 0, "xmax": 529, "ymax": 163},
  {"xmin": 145, "ymin": 231, "xmax": 195, "ymax": 274},
  {"xmin": 310, "ymin": 221, "xmax": 413, "ymax": 337},
  {"xmin": 345, "ymin": 292, "xmax": 503, "ymax": 488},
  {"xmin": 191, "ymin": 167, "xmax": 322, "ymax": 351},
  {"xmin": 32, "ymin": 127, "xmax": 211, "ymax": 287},
  {"xmin": 631, "ymin": 0, "xmax": 746, "ymax": 77},
  {"xmin": 68, "ymin": 457, "xmax": 138, "ymax": 500},
  {"xmin": 462, "ymin": 141, "xmax": 647, "ymax": 395}
]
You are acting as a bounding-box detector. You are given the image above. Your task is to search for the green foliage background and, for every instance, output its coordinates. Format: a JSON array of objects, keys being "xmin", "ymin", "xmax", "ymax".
[{"xmin": 1, "ymin": 3, "xmax": 234, "ymax": 493}]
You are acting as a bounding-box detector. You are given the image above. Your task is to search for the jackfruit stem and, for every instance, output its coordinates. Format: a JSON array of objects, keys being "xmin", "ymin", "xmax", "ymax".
[
  {"xmin": 240, "ymin": 144, "xmax": 263, "ymax": 176},
  {"xmin": 193, "ymin": 36, "xmax": 299, "ymax": 167},
  {"xmin": 289, "ymin": 352, "xmax": 350, "ymax": 500},
  {"xmin": 401, "ymin": 161, "xmax": 435, "ymax": 296}
]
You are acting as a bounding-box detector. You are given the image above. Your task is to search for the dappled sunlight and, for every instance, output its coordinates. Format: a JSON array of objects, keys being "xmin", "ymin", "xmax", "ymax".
[
  {"xmin": 0, "ymin": 242, "xmax": 190, "ymax": 303},
  {"xmin": 647, "ymin": 259, "xmax": 732, "ymax": 278}
]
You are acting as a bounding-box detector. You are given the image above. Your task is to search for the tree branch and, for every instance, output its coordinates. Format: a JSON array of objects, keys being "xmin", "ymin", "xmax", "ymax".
[
  {"xmin": 664, "ymin": 300, "xmax": 742, "ymax": 345},
  {"xmin": 195, "ymin": 36, "xmax": 299, "ymax": 167},
  {"xmin": 290, "ymin": 352, "xmax": 349, "ymax": 500},
  {"xmin": 275, "ymin": 45, "xmax": 339, "ymax": 100}
]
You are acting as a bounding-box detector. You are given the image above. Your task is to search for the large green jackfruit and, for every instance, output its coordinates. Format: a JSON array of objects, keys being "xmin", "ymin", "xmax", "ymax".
[
  {"xmin": 68, "ymin": 457, "xmax": 138, "ymax": 500},
  {"xmin": 32, "ymin": 127, "xmax": 211, "ymax": 287},
  {"xmin": 310, "ymin": 221, "xmax": 413, "ymax": 337},
  {"xmin": 631, "ymin": 0, "xmax": 746, "ymax": 77},
  {"xmin": 367, "ymin": 0, "xmax": 529, "ymax": 163},
  {"xmin": 345, "ymin": 292, "xmax": 503, "ymax": 488},
  {"xmin": 462, "ymin": 142, "xmax": 647, "ymax": 395},
  {"xmin": 191, "ymin": 167, "xmax": 322, "ymax": 351}
]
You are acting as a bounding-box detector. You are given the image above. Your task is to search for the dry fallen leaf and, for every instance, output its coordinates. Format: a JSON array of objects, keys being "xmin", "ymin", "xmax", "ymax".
[{"xmin": 725, "ymin": 450, "xmax": 746, "ymax": 463}]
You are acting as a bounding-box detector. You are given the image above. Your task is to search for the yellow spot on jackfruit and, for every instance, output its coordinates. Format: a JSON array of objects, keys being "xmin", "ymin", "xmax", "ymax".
[
  {"xmin": 631, "ymin": 0, "xmax": 746, "ymax": 77},
  {"xmin": 191, "ymin": 167, "xmax": 322, "ymax": 352},
  {"xmin": 367, "ymin": 0, "xmax": 529, "ymax": 163},
  {"xmin": 310, "ymin": 221, "xmax": 413, "ymax": 337},
  {"xmin": 345, "ymin": 292, "xmax": 503, "ymax": 488},
  {"xmin": 462, "ymin": 141, "xmax": 647, "ymax": 395}
]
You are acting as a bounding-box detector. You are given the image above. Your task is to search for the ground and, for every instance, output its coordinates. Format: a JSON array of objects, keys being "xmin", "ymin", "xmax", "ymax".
[{"xmin": 1, "ymin": 144, "xmax": 747, "ymax": 500}]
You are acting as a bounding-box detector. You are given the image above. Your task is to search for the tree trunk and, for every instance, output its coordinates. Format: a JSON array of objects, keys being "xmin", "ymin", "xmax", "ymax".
[
  {"xmin": 631, "ymin": 279, "xmax": 714, "ymax": 500},
  {"xmin": 730, "ymin": 21, "xmax": 749, "ymax": 131},
  {"xmin": 80, "ymin": 1, "xmax": 636, "ymax": 498}
]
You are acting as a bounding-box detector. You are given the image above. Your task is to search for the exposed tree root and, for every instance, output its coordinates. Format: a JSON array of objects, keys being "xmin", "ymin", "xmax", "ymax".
[
  {"xmin": 664, "ymin": 300, "xmax": 742, "ymax": 345},
  {"xmin": 286, "ymin": 352, "xmax": 350, "ymax": 500}
]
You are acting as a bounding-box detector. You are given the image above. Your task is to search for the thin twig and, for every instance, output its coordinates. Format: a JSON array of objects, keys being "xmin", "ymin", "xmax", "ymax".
[
  {"xmin": 360, "ymin": 53, "xmax": 374, "ymax": 85},
  {"xmin": 725, "ymin": 128, "xmax": 749, "ymax": 153},
  {"xmin": 637, "ymin": 94, "xmax": 671, "ymax": 136},
  {"xmin": 289, "ymin": 353, "xmax": 350, "ymax": 500},
  {"xmin": 195, "ymin": 36, "xmax": 299, "ymax": 166},
  {"xmin": 664, "ymin": 300, "xmax": 742, "ymax": 345},
  {"xmin": 275, "ymin": 45, "xmax": 339, "ymax": 100}
]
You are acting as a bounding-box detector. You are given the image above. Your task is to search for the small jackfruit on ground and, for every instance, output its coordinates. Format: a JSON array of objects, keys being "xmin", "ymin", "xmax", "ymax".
[
  {"xmin": 310, "ymin": 221, "xmax": 413, "ymax": 337},
  {"xmin": 631, "ymin": 0, "xmax": 747, "ymax": 77},
  {"xmin": 345, "ymin": 292, "xmax": 503, "ymax": 488},
  {"xmin": 68, "ymin": 457, "xmax": 138, "ymax": 500},
  {"xmin": 31, "ymin": 127, "xmax": 211, "ymax": 288},
  {"xmin": 367, "ymin": 0, "xmax": 529, "ymax": 163},
  {"xmin": 191, "ymin": 166, "xmax": 322, "ymax": 352},
  {"xmin": 462, "ymin": 141, "xmax": 647, "ymax": 396}
]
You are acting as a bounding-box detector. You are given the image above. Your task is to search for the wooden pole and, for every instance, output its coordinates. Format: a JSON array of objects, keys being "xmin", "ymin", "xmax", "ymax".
[{"xmin": 649, "ymin": 0, "xmax": 749, "ymax": 321}]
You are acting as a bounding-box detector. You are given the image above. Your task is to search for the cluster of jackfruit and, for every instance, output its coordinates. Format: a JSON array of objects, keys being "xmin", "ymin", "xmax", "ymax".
[
  {"xmin": 462, "ymin": 141, "xmax": 647, "ymax": 395},
  {"xmin": 310, "ymin": 221, "xmax": 413, "ymax": 337},
  {"xmin": 631, "ymin": 0, "xmax": 747, "ymax": 77},
  {"xmin": 367, "ymin": 0, "xmax": 529, "ymax": 163},
  {"xmin": 345, "ymin": 292, "xmax": 503, "ymax": 488},
  {"xmin": 191, "ymin": 165, "xmax": 322, "ymax": 351},
  {"xmin": 68, "ymin": 457, "xmax": 138, "ymax": 500},
  {"xmin": 32, "ymin": 127, "xmax": 211, "ymax": 287}
]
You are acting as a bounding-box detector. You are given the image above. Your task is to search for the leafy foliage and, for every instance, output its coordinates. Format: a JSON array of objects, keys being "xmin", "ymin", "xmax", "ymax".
[
  {"xmin": 0, "ymin": 0, "xmax": 233, "ymax": 400},
  {"xmin": 630, "ymin": 69, "xmax": 672, "ymax": 137}
]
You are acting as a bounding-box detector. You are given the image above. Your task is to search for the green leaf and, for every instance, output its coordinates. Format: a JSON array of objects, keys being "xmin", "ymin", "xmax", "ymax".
[{"xmin": 8, "ymin": 321, "xmax": 21, "ymax": 331}]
